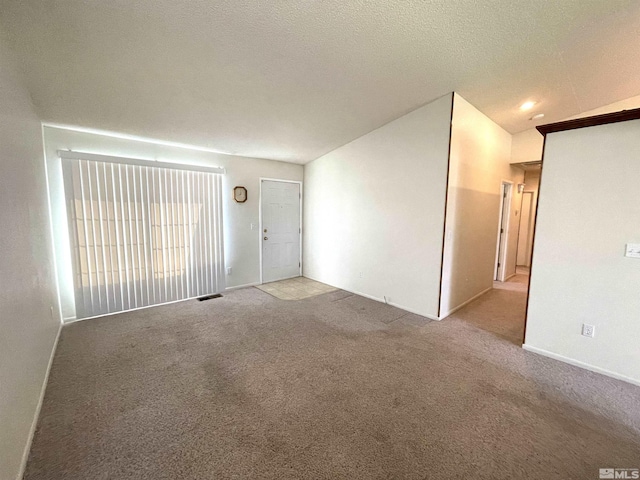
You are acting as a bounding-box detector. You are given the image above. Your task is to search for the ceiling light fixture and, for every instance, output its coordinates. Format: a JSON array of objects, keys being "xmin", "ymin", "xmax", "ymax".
[
  {"xmin": 520, "ymin": 101, "xmax": 536, "ymax": 111},
  {"xmin": 530, "ymin": 113, "xmax": 545, "ymax": 120}
]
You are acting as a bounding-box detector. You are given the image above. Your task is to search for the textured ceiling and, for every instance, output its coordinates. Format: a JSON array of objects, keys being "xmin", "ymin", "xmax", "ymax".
[{"xmin": 1, "ymin": 0, "xmax": 640, "ymax": 163}]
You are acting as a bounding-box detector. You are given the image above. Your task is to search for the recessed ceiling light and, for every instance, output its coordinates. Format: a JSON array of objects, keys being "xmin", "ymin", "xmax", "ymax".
[
  {"xmin": 530, "ymin": 113, "xmax": 545, "ymax": 120},
  {"xmin": 520, "ymin": 101, "xmax": 536, "ymax": 111}
]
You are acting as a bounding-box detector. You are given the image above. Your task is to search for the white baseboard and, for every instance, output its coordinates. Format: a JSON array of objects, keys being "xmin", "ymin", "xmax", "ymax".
[
  {"xmin": 386, "ymin": 300, "xmax": 440, "ymax": 321},
  {"xmin": 301, "ymin": 275, "xmax": 440, "ymax": 321},
  {"xmin": 17, "ymin": 322, "xmax": 62, "ymax": 480},
  {"xmin": 225, "ymin": 281, "xmax": 261, "ymax": 291},
  {"xmin": 522, "ymin": 344, "xmax": 640, "ymax": 388},
  {"xmin": 504, "ymin": 272, "xmax": 517, "ymax": 281},
  {"xmin": 439, "ymin": 287, "xmax": 492, "ymax": 320}
]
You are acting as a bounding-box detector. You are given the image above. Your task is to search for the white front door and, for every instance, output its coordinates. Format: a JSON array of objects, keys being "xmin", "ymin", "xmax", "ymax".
[{"xmin": 261, "ymin": 180, "xmax": 301, "ymax": 283}]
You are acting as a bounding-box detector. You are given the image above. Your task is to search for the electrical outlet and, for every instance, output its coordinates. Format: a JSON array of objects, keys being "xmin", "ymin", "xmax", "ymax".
[
  {"xmin": 226, "ymin": 267, "xmax": 232, "ymax": 275},
  {"xmin": 582, "ymin": 324, "xmax": 595, "ymax": 338}
]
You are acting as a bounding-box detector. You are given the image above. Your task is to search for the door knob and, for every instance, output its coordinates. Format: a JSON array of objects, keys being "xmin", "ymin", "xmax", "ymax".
[{"xmin": 264, "ymin": 236, "xmax": 268, "ymax": 240}]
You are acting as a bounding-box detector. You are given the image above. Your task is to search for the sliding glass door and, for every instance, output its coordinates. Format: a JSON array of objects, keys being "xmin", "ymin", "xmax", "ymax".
[{"xmin": 61, "ymin": 155, "xmax": 224, "ymax": 319}]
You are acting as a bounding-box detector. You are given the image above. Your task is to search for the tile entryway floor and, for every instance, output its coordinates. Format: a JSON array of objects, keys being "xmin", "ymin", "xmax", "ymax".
[{"xmin": 256, "ymin": 276, "xmax": 337, "ymax": 300}]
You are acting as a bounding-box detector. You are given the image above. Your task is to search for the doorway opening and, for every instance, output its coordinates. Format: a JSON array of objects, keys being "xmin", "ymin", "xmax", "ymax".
[
  {"xmin": 259, "ymin": 179, "xmax": 302, "ymax": 284},
  {"xmin": 482, "ymin": 165, "xmax": 541, "ymax": 345},
  {"xmin": 453, "ymin": 167, "xmax": 541, "ymax": 347}
]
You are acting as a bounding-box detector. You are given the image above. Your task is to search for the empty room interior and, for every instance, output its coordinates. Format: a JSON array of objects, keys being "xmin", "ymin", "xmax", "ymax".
[{"xmin": 2, "ymin": 1, "xmax": 640, "ymax": 479}]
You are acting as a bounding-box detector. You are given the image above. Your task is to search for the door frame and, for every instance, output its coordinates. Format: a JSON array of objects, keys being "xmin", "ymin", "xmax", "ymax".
[
  {"xmin": 259, "ymin": 178, "xmax": 303, "ymax": 284},
  {"xmin": 494, "ymin": 180, "xmax": 513, "ymax": 282}
]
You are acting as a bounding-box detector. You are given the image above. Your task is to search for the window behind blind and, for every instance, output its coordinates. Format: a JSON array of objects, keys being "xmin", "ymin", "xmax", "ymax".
[{"xmin": 61, "ymin": 155, "xmax": 225, "ymax": 319}]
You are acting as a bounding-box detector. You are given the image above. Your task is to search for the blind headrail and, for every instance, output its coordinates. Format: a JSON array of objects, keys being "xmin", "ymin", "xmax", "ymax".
[{"xmin": 57, "ymin": 150, "xmax": 225, "ymax": 175}]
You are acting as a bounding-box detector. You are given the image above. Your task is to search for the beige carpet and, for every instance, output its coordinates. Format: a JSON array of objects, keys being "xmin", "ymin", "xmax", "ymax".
[
  {"xmin": 493, "ymin": 271, "xmax": 529, "ymax": 293},
  {"xmin": 25, "ymin": 285, "xmax": 640, "ymax": 479},
  {"xmin": 456, "ymin": 272, "xmax": 531, "ymax": 344}
]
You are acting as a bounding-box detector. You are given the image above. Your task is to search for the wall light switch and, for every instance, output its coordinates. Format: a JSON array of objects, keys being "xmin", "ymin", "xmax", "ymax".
[
  {"xmin": 226, "ymin": 267, "xmax": 232, "ymax": 275},
  {"xmin": 250, "ymin": 223, "xmax": 256, "ymax": 230},
  {"xmin": 625, "ymin": 243, "xmax": 640, "ymax": 258}
]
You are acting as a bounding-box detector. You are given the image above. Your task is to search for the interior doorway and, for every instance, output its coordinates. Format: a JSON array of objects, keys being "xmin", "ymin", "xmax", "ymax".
[
  {"xmin": 451, "ymin": 165, "xmax": 541, "ymax": 347},
  {"xmin": 260, "ymin": 179, "xmax": 302, "ymax": 284},
  {"xmin": 494, "ymin": 181, "xmax": 512, "ymax": 281}
]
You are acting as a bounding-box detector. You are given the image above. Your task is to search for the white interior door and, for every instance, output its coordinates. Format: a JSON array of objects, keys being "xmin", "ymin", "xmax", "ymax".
[{"xmin": 261, "ymin": 180, "xmax": 301, "ymax": 283}]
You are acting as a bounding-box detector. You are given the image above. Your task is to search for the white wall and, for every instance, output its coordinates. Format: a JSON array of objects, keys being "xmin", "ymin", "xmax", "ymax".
[
  {"xmin": 563, "ymin": 94, "xmax": 640, "ymax": 121},
  {"xmin": 525, "ymin": 119, "xmax": 640, "ymax": 385},
  {"xmin": 43, "ymin": 127, "xmax": 303, "ymax": 320},
  {"xmin": 303, "ymin": 94, "xmax": 453, "ymax": 318},
  {"xmin": 440, "ymin": 94, "xmax": 522, "ymax": 317},
  {"xmin": 511, "ymin": 128, "xmax": 544, "ymax": 164},
  {"xmin": 511, "ymin": 94, "xmax": 640, "ymax": 165},
  {"xmin": 0, "ymin": 40, "xmax": 61, "ymax": 479}
]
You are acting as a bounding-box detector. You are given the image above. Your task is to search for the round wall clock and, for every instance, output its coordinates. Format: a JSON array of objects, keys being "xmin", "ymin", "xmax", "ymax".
[{"xmin": 233, "ymin": 186, "xmax": 247, "ymax": 203}]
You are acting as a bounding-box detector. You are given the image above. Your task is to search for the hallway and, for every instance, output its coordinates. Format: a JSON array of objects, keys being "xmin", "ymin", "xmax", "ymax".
[{"xmin": 449, "ymin": 268, "xmax": 530, "ymax": 345}]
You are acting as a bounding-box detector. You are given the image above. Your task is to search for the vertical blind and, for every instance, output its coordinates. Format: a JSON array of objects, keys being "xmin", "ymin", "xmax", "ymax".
[{"xmin": 61, "ymin": 153, "xmax": 225, "ymax": 319}]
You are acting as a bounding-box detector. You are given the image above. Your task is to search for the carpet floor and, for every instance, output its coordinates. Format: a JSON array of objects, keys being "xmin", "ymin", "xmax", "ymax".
[{"xmin": 25, "ymin": 284, "xmax": 640, "ymax": 479}]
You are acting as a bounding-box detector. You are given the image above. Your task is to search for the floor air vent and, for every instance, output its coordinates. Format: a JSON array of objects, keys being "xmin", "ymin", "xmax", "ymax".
[{"xmin": 197, "ymin": 294, "xmax": 223, "ymax": 302}]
